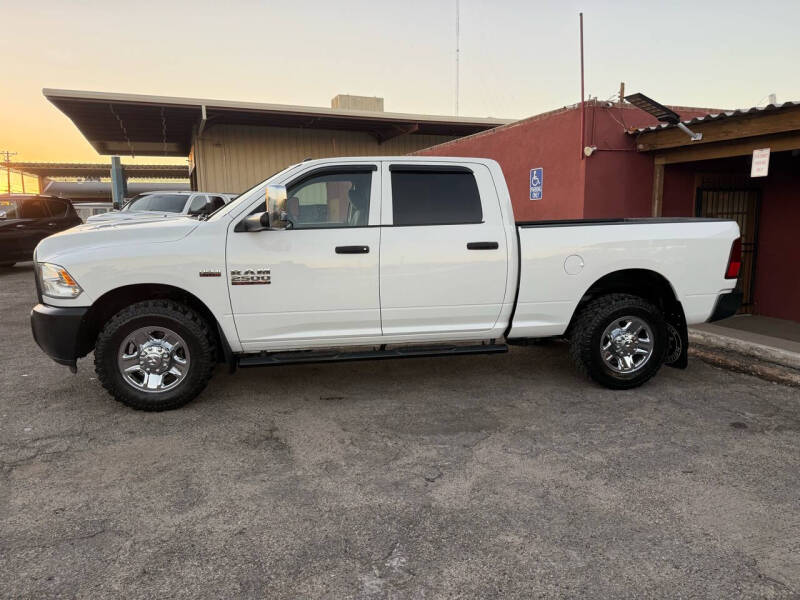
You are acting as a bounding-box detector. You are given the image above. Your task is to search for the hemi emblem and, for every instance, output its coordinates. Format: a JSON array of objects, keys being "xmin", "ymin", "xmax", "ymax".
[
  {"xmin": 199, "ymin": 270, "xmax": 221, "ymax": 277},
  {"xmin": 231, "ymin": 269, "xmax": 271, "ymax": 285}
]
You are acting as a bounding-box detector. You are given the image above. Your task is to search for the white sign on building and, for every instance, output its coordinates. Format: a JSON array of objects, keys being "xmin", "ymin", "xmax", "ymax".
[{"xmin": 751, "ymin": 148, "xmax": 770, "ymax": 177}]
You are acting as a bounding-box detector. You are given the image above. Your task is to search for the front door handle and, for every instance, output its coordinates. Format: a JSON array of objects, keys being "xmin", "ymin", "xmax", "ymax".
[
  {"xmin": 467, "ymin": 241, "xmax": 499, "ymax": 250},
  {"xmin": 335, "ymin": 245, "xmax": 370, "ymax": 254}
]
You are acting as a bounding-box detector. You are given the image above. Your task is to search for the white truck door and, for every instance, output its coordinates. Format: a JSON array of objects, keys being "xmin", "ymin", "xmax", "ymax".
[
  {"xmin": 379, "ymin": 162, "xmax": 509, "ymax": 337},
  {"xmin": 227, "ymin": 164, "xmax": 382, "ymax": 351}
]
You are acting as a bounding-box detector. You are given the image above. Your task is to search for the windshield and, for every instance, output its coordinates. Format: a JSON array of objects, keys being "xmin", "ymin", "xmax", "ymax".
[
  {"xmin": 0, "ymin": 198, "xmax": 19, "ymax": 219},
  {"xmin": 123, "ymin": 194, "xmax": 188, "ymax": 213}
]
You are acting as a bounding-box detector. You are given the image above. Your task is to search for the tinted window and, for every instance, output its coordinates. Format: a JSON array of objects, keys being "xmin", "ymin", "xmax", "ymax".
[
  {"xmin": 286, "ymin": 171, "xmax": 372, "ymax": 229},
  {"xmin": 20, "ymin": 198, "xmax": 49, "ymax": 219},
  {"xmin": 208, "ymin": 196, "xmax": 226, "ymax": 211},
  {"xmin": 391, "ymin": 170, "xmax": 482, "ymax": 226},
  {"xmin": 45, "ymin": 198, "xmax": 68, "ymax": 218},
  {"xmin": 124, "ymin": 194, "xmax": 188, "ymax": 213}
]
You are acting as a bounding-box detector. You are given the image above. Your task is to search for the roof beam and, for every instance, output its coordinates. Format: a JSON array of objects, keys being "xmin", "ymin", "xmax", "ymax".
[
  {"xmin": 636, "ymin": 106, "xmax": 800, "ymax": 152},
  {"xmin": 654, "ymin": 131, "xmax": 800, "ymax": 165},
  {"xmin": 372, "ymin": 123, "xmax": 420, "ymax": 144}
]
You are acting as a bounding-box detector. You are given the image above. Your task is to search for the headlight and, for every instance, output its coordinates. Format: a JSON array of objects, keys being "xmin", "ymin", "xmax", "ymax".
[{"xmin": 37, "ymin": 262, "xmax": 83, "ymax": 299}]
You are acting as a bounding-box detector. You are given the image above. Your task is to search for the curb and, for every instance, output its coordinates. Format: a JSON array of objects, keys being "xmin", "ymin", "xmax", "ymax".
[{"xmin": 689, "ymin": 329, "xmax": 800, "ymax": 387}]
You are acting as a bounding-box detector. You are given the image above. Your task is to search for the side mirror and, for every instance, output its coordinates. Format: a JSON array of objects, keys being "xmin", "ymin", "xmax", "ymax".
[
  {"xmin": 0, "ymin": 210, "xmax": 7, "ymax": 220},
  {"xmin": 188, "ymin": 198, "xmax": 213, "ymax": 216},
  {"xmin": 242, "ymin": 212, "xmax": 270, "ymax": 232},
  {"xmin": 266, "ymin": 184, "xmax": 289, "ymax": 230}
]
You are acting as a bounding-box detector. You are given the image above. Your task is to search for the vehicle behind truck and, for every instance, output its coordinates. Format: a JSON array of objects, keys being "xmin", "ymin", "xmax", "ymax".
[{"xmin": 30, "ymin": 157, "xmax": 742, "ymax": 410}]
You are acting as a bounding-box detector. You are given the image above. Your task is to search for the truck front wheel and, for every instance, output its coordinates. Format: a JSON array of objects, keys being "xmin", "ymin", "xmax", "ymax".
[
  {"xmin": 94, "ymin": 300, "xmax": 217, "ymax": 411},
  {"xmin": 569, "ymin": 293, "xmax": 667, "ymax": 390}
]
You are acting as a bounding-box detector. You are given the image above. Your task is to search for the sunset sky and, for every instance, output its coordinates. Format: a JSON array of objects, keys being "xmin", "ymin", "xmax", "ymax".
[{"xmin": 1, "ymin": 0, "xmax": 799, "ymax": 182}]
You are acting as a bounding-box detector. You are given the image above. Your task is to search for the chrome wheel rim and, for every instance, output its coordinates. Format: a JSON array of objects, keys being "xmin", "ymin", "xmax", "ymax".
[
  {"xmin": 600, "ymin": 316, "xmax": 654, "ymax": 374},
  {"xmin": 117, "ymin": 326, "xmax": 190, "ymax": 393}
]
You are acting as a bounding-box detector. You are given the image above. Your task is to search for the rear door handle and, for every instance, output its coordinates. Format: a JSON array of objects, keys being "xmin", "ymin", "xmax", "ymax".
[
  {"xmin": 335, "ymin": 245, "xmax": 370, "ymax": 254},
  {"xmin": 467, "ymin": 241, "xmax": 499, "ymax": 250}
]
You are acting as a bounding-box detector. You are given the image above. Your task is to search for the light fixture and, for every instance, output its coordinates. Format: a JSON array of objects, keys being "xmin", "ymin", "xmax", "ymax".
[{"xmin": 625, "ymin": 93, "xmax": 703, "ymax": 141}]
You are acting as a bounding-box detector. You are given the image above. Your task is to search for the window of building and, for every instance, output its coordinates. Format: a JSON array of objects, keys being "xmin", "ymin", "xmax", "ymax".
[{"xmin": 390, "ymin": 169, "xmax": 482, "ymax": 226}]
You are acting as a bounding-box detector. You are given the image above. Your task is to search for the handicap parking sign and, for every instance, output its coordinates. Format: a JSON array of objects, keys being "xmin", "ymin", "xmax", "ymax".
[{"xmin": 530, "ymin": 168, "xmax": 543, "ymax": 200}]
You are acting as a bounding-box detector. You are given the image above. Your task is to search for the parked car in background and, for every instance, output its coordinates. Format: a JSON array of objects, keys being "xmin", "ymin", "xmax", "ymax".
[
  {"xmin": 86, "ymin": 191, "xmax": 235, "ymax": 223},
  {"xmin": 71, "ymin": 202, "xmax": 114, "ymax": 223},
  {"xmin": 0, "ymin": 195, "xmax": 82, "ymax": 267}
]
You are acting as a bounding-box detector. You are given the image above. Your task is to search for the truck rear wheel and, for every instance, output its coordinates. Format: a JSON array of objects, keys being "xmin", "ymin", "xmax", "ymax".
[
  {"xmin": 94, "ymin": 300, "xmax": 217, "ymax": 411},
  {"xmin": 569, "ymin": 293, "xmax": 667, "ymax": 389}
]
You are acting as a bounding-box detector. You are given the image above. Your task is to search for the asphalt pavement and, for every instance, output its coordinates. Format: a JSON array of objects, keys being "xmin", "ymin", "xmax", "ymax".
[{"xmin": 1, "ymin": 262, "xmax": 799, "ymax": 599}]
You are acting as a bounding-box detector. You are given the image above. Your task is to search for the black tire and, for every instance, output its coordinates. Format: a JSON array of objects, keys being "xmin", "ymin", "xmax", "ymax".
[
  {"xmin": 94, "ymin": 300, "xmax": 217, "ymax": 411},
  {"xmin": 569, "ymin": 293, "xmax": 667, "ymax": 390}
]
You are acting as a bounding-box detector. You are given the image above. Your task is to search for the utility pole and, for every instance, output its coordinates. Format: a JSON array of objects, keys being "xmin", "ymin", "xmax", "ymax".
[
  {"xmin": 455, "ymin": 0, "xmax": 460, "ymax": 116},
  {"xmin": 1, "ymin": 150, "xmax": 17, "ymax": 195}
]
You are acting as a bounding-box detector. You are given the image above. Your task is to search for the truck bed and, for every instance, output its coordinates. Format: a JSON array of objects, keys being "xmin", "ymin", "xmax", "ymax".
[
  {"xmin": 508, "ymin": 218, "xmax": 740, "ymax": 339},
  {"xmin": 516, "ymin": 217, "xmax": 730, "ymax": 228}
]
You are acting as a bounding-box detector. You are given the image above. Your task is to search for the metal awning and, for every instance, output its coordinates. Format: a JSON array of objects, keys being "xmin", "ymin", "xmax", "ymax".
[
  {"xmin": 9, "ymin": 162, "xmax": 189, "ymax": 179},
  {"xmin": 44, "ymin": 88, "xmax": 512, "ymax": 157}
]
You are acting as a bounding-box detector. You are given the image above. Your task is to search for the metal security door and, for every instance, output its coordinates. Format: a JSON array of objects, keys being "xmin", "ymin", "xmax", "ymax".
[{"xmin": 696, "ymin": 188, "xmax": 760, "ymax": 313}]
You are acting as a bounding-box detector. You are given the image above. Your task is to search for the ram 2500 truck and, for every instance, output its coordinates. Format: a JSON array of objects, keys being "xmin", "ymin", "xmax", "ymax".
[{"xmin": 30, "ymin": 157, "xmax": 742, "ymax": 411}]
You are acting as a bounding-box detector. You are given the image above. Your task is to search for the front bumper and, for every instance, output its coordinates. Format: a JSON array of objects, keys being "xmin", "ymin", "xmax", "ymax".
[
  {"xmin": 30, "ymin": 304, "xmax": 90, "ymax": 370},
  {"xmin": 707, "ymin": 291, "xmax": 743, "ymax": 322}
]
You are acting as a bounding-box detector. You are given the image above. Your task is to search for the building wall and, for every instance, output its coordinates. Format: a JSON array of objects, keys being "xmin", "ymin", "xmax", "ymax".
[
  {"xmin": 415, "ymin": 108, "xmax": 585, "ymax": 221},
  {"xmin": 416, "ymin": 103, "xmax": 714, "ymax": 222},
  {"xmin": 193, "ymin": 124, "xmax": 455, "ymax": 193},
  {"xmin": 582, "ymin": 105, "xmax": 662, "ymax": 218},
  {"xmin": 661, "ymin": 164, "xmax": 697, "ymax": 217},
  {"xmin": 753, "ymin": 164, "xmax": 800, "ymax": 322},
  {"xmin": 659, "ymin": 153, "xmax": 800, "ymax": 323}
]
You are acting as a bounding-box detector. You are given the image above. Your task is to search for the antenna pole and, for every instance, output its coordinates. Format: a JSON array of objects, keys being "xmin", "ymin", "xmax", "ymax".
[
  {"xmin": 455, "ymin": 0, "xmax": 460, "ymax": 115},
  {"xmin": 579, "ymin": 13, "xmax": 585, "ymax": 160}
]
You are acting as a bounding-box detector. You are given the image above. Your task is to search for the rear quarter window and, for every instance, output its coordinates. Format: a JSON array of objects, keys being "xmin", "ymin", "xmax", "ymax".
[{"xmin": 44, "ymin": 198, "xmax": 68, "ymax": 218}]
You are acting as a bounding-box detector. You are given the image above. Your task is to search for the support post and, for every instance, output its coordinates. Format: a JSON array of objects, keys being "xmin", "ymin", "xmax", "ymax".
[
  {"xmin": 579, "ymin": 13, "xmax": 585, "ymax": 160},
  {"xmin": 652, "ymin": 161, "xmax": 665, "ymax": 217},
  {"xmin": 110, "ymin": 156, "xmax": 127, "ymax": 209}
]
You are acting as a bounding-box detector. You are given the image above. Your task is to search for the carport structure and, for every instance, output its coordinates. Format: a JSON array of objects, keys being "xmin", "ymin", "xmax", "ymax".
[
  {"xmin": 630, "ymin": 102, "xmax": 800, "ymax": 322},
  {"xmin": 43, "ymin": 88, "xmax": 510, "ymax": 193},
  {"xmin": 8, "ymin": 161, "xmax": 190, "ymax": 205},
  {"xmin": 8, "ymin": 162, "xmax": 189, "ymax": 193}
]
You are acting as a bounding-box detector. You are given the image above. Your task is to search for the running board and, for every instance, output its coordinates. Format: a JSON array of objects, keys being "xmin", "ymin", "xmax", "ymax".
[{"xmin": 237, "ymin": 343, "xmax": 508, "ymax": 368}]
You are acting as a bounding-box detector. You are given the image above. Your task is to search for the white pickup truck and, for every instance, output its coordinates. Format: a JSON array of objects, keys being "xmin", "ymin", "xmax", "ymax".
[{"xmin": 30, "ymin": 157, "xmax": 742, "ymax": 411}]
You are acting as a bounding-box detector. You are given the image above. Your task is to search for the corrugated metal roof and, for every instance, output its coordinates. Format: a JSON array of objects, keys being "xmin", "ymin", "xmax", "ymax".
[
  {"xmin": 630, "ymin": 101, "xmax": 800, "ymax": 134},
  {"xmin": 43, "ymin": 88, "xmax": 512, "ymax": 156}
]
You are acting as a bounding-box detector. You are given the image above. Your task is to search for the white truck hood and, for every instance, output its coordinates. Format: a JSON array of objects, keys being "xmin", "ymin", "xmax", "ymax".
[
  {"xmin": 86, "ymin": 210, "xmax": 182, "ymax": 223},
  {"xmin": 36, "ymin": 216, "xmax": 200, "ymax": 262}
]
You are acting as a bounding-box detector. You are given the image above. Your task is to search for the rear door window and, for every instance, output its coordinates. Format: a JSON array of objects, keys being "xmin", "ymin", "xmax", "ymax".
[
  {"xmin": 390, "ymin": 168, "xmax": 482, "ymax": 226},
  {"xmin": 19, "ymin": 198, "xmax": 50, "ymax": 219}
]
